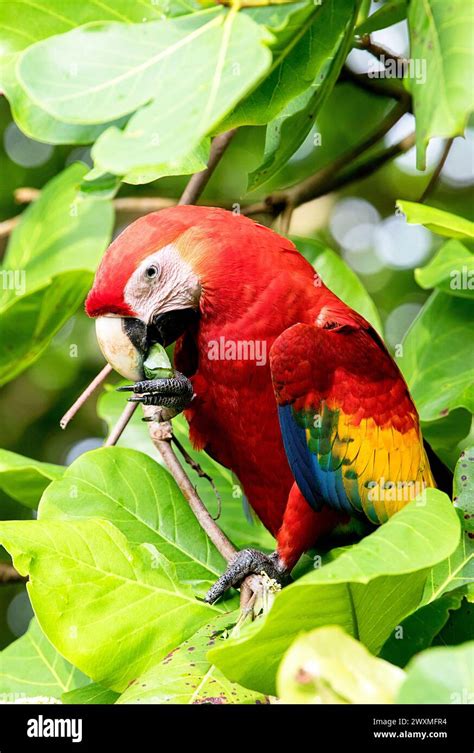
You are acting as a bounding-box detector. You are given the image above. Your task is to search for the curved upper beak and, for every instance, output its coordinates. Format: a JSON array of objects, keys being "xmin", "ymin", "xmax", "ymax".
[{"xmin": 95, "ymin": 316, "xmax": 147, "ymax": 381}]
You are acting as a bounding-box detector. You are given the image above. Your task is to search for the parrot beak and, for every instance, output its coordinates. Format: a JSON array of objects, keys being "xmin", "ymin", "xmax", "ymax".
[
  {"xmin": 95, "ymin": 316, "xmax": 147, "ymax": 381},
  {"xmin": 95, "ymin": 309, "xmax": 198, "ymax": 381}
]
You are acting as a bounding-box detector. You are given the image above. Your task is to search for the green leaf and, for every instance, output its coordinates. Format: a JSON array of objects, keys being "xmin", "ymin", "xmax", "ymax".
[
  {"xmin": 0, "ymin": 55, "xmax": 115, "ymax": 145},
  {"xmin": 407, "ymin": 0, "xmax": 474, "ymax": 169},
  {"xmin": 396, "ymin": 642, "xmax": 474, "ymax": 703},
  {"xmin": 223, "ymin": 1, "xmax": 328, "ymax": 128},
  {"xmin": 91, "ymin": 10, "xmax": 272, "ymax": 175},
  {"xmin": 415, "ymin": 240, "xmax": 474, "ymax": 299},
  {"xmin": 122, "ymin": 139, "xmax": 210, "ymax": 186},
  {"xmin": 454, "ymin": 446, "xmax": 474, "ymax": 528},
  {"xmin": 400, "ymin": 291, "xmax": 474, "ymax": 421},
  {"xmin": 209, "ymin": 491, "xmax": 460, "ymax": 695},
  {"xmin": 356, "ymin": 0, "xmax": 407, "ymax": 35},
  {"xmin": 0, "ymin": 518, "xmax": 215, "ymax": 691},
  {"xmin": 295, "ymin": 237, "xmax": 383, "ymax": 333},
  {"xmin": 38, "ymin": 447, "xmax": 226, "ymax": 585},
  {"xmin": 277, "ymin": 626, "xmax": 405, "ymax": 704},
  {"xmin": 97, "ymin": 386, "xmax": 275, "ymax": 552},
  {"xmin": 433, "ymin": 597, "xmax": 474, "ymax": 647},
  {"xmin": 0, "ymin": 2, "xmax": 173, "ymax": 145},
  {"xmin": 0, "ymin": 618, "xmax": 87, "ymax": 702},
  {"xmin": 117, "ymin": 612, "xmax": 266, "ymax": 704},
  {"xmin": 422, "ymin": 409, "xmax": 473, "ymax": 472},
  {"xmin": 0, "ymin": 0, "xmax": 173, "ymax": 56},
  {"xmin": 62, "ymin": 683, "xmax": 119, "ymax": 705},
  {"xmin": 421, "ymin": 452, "xmax": 473, "ymax": 606},
  {"xmin": 380, "ymin": 589, "xmax": 466, "ymax": 668},
  {"xmin": 0, "ymin": 450, "xmax": 63, "ymax": 510},
  {"xmin": 396, "ymin": 201, "xmax": 474, "ymax": 239},
  {"xmin": 0, "ymin": 164, "xmax": 113, "ymax": 385},
  {"xmin": 247, "ymin": 1, "xmax": 359, "ymax": 190},
  {"xmin": 2, "ymin": 163, "xmax": 113, "ymax": 299}
]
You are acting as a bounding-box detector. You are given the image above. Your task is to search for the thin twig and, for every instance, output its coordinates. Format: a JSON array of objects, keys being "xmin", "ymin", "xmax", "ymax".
[
  {"xmin": 419, "ymin": 138, "xmax": 454, "ymax": 203},
  {"xmin": 15, "ymin": 187, "xmax": 176, "ymax": 213},
  {"xmin": 147, "ymin": 416, "xmax": 236, "ymax": 561},
  {"xmin": 340, "ymin": 66, "xmax": 412, "ymax": 109},
  {"xmin": 178, "ymin": 129, "xmax": 237, "ymax": 205},
  {"xmin": 60, "ymin": 364, "xmax": 113, "ymax": 429},
  {"xmin": 357, "ymin": 34, "xmax": 407, "ymax": 68},
  {"xmin": 312, "ymin": 131, "xmax": 416, "ymax": 197},
  {"xmin": 104, "ymin": 401, "xmax": 139, "ymax": 446},
  {"xmin": 0, "ymin": 216, "xmax": 21, "ymax": 239},
  {"xmin": 244, "ymin": 99, "xmax": 410, "ymax": 218},
  {"xmin": 0, "ymin": 563, "xmax": 27, "ymax": 584},
  {"xmin": 171, "ymin": 434, "xmax": 222, "ymax": 520}
]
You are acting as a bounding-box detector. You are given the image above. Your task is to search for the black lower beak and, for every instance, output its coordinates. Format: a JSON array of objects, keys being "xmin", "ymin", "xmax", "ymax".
[
  {"xmin": 124, "ymin": 308, "xmax": 199, "ymax": 356},
  {"xmin": 147, "ymin": 308, "xmax": 199, "ymax": 349}
]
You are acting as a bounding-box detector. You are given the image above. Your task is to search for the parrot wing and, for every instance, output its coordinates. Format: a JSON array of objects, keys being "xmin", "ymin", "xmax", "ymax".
[{"xmin": 269, "ymin": 304, "xmax": 435, "ymax": 525}]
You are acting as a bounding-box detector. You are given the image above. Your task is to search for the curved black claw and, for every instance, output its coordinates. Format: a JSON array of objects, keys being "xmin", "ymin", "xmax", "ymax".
[
  {"xmin": 205, "ymin": 549, "xmax": 288, "ymax": 604},
  {"xmin": 117, "ymin": 372, "xmax": 194, "ymax": 411}
]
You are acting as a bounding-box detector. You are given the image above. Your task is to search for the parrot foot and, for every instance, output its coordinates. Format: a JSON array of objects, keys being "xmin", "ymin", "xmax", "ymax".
[
  {"xmin": 205, "ymin": 549, "xmax": 289, "ymax": 605},
  {"xmin": 117, "ymin": 372, "xmax": 194, "ymax": 412}
]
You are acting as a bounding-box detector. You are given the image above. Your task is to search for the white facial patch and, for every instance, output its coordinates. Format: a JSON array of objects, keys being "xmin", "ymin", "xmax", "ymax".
[{"xmin": 123, "ymin": 243, "xmax": 201, "ymax": 324}]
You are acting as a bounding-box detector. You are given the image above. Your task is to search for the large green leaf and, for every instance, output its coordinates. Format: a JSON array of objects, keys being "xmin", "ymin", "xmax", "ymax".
[
  {"xmin": 0, "ymin": 1, "xmax": 172, "ymax": 145},
  {"xmin": 0, "ymin": 55, "xmax": 115, "ymax": 145},
  {"xmin": 400, "ymin": 291, "xmax": 474, "ymax": 421},
  {"xmin": 422, "ymin": 409, "xmax": 473, "ymax": 472},
  {"xmin": 380, "ymin": 589, "xmax": 466, "ymax": 668},
  {"xmin": 117, "ymin": 612, "xmax": 265, "ymax": 704},
  {"xmin": 62, "ymin": 683, "xmax": 119, "ymax": 705},
  {"xmin": 415, "ymin": 240, "xmax": 474, "ymax": 299},
  {"xmin": 91, "ymin": 10, "xmax": 272, "ymax": 175},
  {"xmin": 0, "ymin": 450, "xmax": 63, "ymax": 510},
  {"xmin": 396, "ymin": 642, "xmax": 474, "ymax": 703},
  {"xmin": 277, "ymin": 626, "xmax": 405, "ymax": 704},
  {"xmin": 39, "ymin": 447, "xmax": 226, "ymax": 585},
  {"xmin": 420, "ymin": 451, "xmax": 473, "ymax": 607},
  {"xmin": 397, "ymin": 201, "xmax": 474, "ymax": 239},
  {"xmin": 247, "ymin": 1, "xmax": 359, "ymax": 190},
  {"xmin": 97, "ymin": 386, "xmax": 275, "ymax": 552},
  {"xmin": 0, "ymin": 618, "xmax": 87, "ymax": 702},
  {"xmin": 0, "ymin": 0, "xmax": 173, "ymax": 55},
  {"xmin": 0, "ymin": 518, "xmax": 215, "ymax": 691},
  {"xmin": 407, "ymin": 0, "xmax": 474, "ymax": 169},
  {"xmin": 0, "ymin": 164, "xmax": 113, "ymax": 385},
  {"xmin": 209, "ymin": 491, "xmax": 460, "ymax": 695},
  {"xmin": 356, "ymin": 0, "xmax": 407, "ymax": 35},
  {"xmin": 295, "ymin": 237, "xmax": 382, "ymax": 333},
  {"xmin": 224, "ymin": 1, "xmax": 337, "ymax": 129}
]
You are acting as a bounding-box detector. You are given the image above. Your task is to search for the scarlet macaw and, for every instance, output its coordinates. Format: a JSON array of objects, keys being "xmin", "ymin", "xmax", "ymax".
[{"xmin": 85, "ymin": 206, "xmax": 437, "ymax": 602}]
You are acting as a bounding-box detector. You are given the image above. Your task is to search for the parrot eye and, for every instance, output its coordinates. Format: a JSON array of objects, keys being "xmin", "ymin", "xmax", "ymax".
[{"xmin": 145, "ymin": 264, "xmax": 158, "ymax": 279}]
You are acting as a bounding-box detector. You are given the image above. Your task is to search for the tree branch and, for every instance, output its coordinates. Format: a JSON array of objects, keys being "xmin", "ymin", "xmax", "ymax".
[
  {"xmin": 0, "ymin": 563, "xmax": 27, "ymax": 585},
  {"xmin": 244, "ymin": 99, "xmax": 410, "ymax": 218},
  {"xmin": 146, "ymin": 416, "xmax": 236, "ymax": 560},
  {"xmin": 340, "ymin": 66, "xmax": 412, "ymax": 110},
  {"xmin": 419, "ymin": 138, "xmax": 454, "ymax": 203},
  {"xmin": 60, "ymin": 364, "xmax": 113, "ymax": 429},
  {"xmin": 356, "ymin": 34, "xmax": 407, "ymax": 68},
  {"xmin": 178, "ymin": 129, "xmax": 237, "ymax": 205}
]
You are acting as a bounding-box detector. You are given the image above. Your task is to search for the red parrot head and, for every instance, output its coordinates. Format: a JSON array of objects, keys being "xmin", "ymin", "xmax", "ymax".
[
  {"xmin": 85, "ymin": 206, "xmax": 211, "ymax": 379},
  {"xmin": 86, "ymin": 205, "xmax": 310, "ymax": 380}
]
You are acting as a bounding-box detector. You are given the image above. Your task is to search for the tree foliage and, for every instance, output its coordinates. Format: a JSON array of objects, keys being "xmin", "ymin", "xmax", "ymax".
[{"xmin": 0, "ymin": 0, "xmax": 472, "ymax": 706}]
